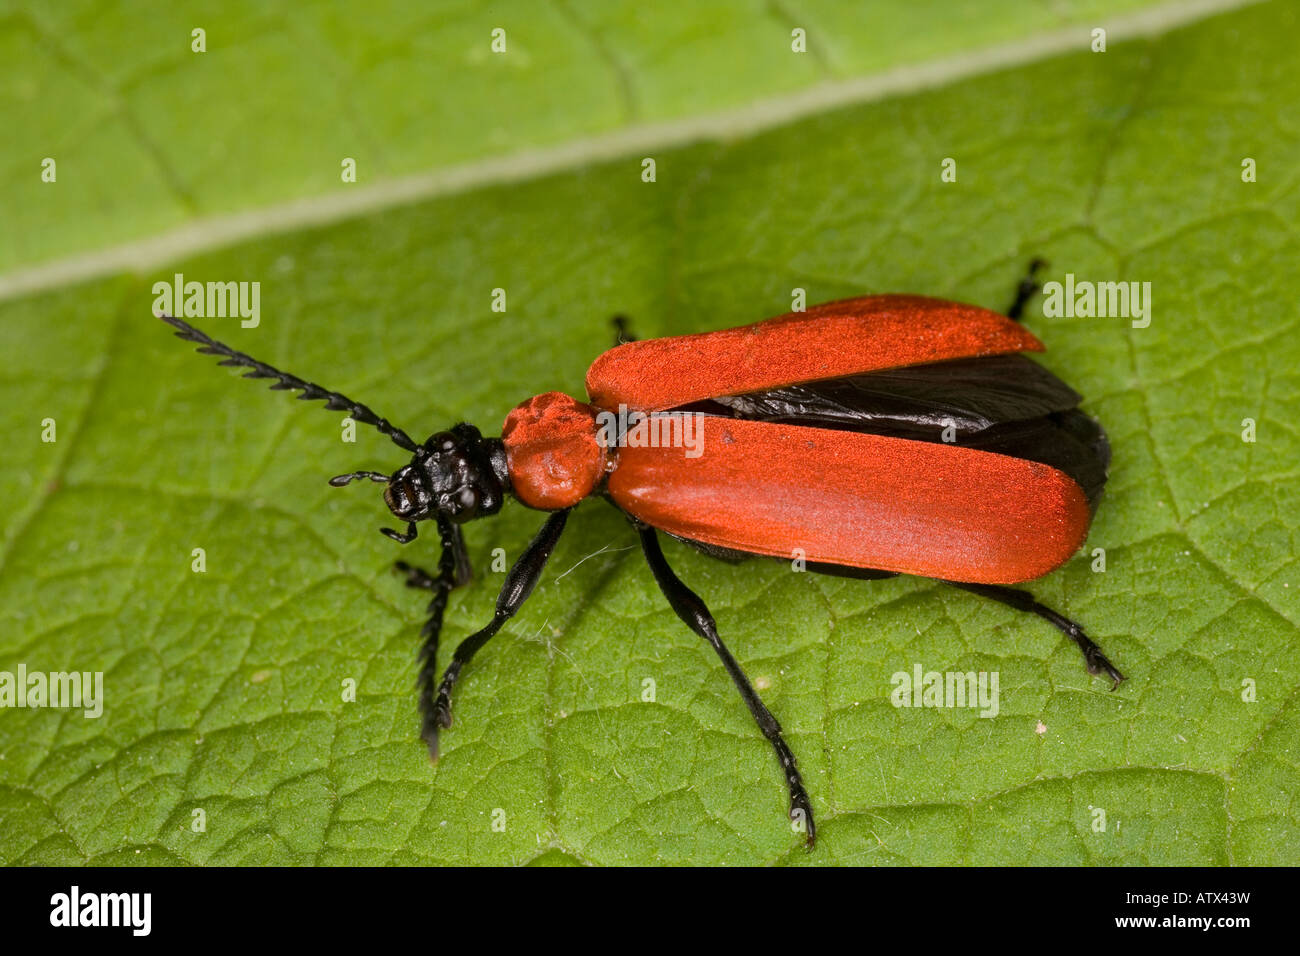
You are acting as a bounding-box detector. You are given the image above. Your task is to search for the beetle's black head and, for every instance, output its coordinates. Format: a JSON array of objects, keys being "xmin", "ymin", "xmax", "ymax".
[
  {"xmin": 389, "ymin": 426, "xmax": 508, "ymax": 522},
  {"xmin": 331, "ymin": 424, "xmax": 509, "ymax": 544}
]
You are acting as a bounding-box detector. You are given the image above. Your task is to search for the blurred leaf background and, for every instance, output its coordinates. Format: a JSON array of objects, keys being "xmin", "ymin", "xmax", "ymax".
[{"xmin": 1, "ymin": 0, "xmax": 1296, "ymax": 865}]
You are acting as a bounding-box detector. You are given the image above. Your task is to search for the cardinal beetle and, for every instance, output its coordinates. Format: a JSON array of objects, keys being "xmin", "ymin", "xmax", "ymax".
[{"xmin": 161, "ymin": 263, "xmax": 1121, "ymax": 847}]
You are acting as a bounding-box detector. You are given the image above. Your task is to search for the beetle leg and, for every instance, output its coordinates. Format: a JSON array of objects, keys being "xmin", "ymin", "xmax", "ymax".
[
  {"xmin": 946, "ymin": 581, "xmax": 1125, "ymax": 688},
  {"xmin": 397, "ymin": 518, "xmax": 472, "ymax": 756},
  {"xmin": 395, "ymin": 516, "xmax": 469, "ymax": 595},
  {"xmin": 637, "ymin": 524, "xmax": 816, "ymax": 848},
  {"xmin": 422, "ymin": 508, "xmax": 570, "ymax": 760},
  {"xmin": 396, "ymin": 562, "xmax": 442, "ymax": 591},
  {"xmin": 611, "ymin": 314, "xmax": 637, "ymax": 345},
  {"xmin": 1006, "ymin": 257, "xmax": 1048, "ymax": 321}
]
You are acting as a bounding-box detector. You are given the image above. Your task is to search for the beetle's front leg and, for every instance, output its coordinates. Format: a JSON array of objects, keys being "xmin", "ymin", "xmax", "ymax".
[
  {"xmin": 424, "ymin": 508, "xmax": 570, "ymax": 759},
  {"xmin": 395, "ymin": 515, "xmax": 471, "ymax": 761}
]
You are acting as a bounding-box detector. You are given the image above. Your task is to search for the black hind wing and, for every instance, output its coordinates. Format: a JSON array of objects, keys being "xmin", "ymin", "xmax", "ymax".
[{"xmin": 688, "ymin": 354, "xmax": 1110, "ymax": 511}]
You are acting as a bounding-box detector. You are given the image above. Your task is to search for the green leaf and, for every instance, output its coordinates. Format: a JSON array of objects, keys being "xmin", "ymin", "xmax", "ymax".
[
  {"xmin": 5, "ymin": 0, "xmax": 1175, "ymax": 273},
  {"xmin": 2, "ymin": 0, "xmax": 1297, "ymax": 865}
]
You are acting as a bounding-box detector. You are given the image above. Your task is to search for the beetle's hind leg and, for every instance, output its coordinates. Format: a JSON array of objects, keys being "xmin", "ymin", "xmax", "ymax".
[
  {"xmin": 1006, "ymin": 257, "xmax": 1048, "ymax": 321},
  {"xmin": 637, "ymin": 524, "xmax": 816, "ymax": 848},
  {"xmin": 947, "ymin": 581, "xmax": 1125, "ymax": 688}
]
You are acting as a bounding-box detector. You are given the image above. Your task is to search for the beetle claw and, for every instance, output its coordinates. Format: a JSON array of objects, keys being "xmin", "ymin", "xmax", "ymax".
[
  {"xmin": 1085, "ymin": 646, "xmax": 1126, "ymax": 689},
  {"xmin": 433, "ymin": 695, "xmax": 454, "ymax": 731}
]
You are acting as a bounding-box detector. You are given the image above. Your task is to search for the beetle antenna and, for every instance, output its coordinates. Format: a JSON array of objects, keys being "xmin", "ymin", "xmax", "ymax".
[
  {"xmin": 160, "ymin": 315, "xmax": 419, "ymax": 452},
  {"xmin": 329, "ymin": 471, "xmax": 389, "ymax": 486}
]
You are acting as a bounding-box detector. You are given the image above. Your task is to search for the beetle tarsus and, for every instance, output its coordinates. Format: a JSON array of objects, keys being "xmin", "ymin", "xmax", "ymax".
[
  {"xmin": 611, "ymin": 314, "xmax": 637, "ymax": 345},
  {"xmin": 1084, "ymin": 646, "xmax": 1126, "ymax": 689},
  {"xmin": 947, "ymin": 581, "xmax": 1125, "ymax": 690},
  {"xmin": 330, "ymin": 470, "xmax": 388, "ymax": 487},
  {"xmin": 407, "ymin": 518, "xmax": 471, "ymax": 762},
  {"xmin": 430, "ymin": 660, "xmax": 462, "ymax": 730},
  {"xmin": 778, "ymin": 740, "xmax": 817, "ymax": 848},
  {"xmin": 381, "ymin": 521, "xmax": 418, "ymax": 544},
  {"xmin": 1007, "ymin": 257, "xmax": 1049, "ymax": 321},
  {"xmin": 395, "ymin": 560, "xmax": 438, "ymax": 590},
  {"xmin": 796, "ymin": 801, "xmax": 816, "ymax": 850},
  {"xmin": 422, "ymin": 725, "xmax": 441, "ymax": 764}
]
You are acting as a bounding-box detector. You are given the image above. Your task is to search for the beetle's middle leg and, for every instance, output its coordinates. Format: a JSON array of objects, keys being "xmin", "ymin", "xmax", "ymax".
[{"xmin": 637, "ymin": 523, "xmax": 816, "ymax": 848}]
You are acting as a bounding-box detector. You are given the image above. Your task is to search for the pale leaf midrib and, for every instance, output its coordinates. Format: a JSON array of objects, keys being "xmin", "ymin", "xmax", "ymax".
[{"xmin": 0, "ymin": 0, "xmax": 1265, "ymax": 304}]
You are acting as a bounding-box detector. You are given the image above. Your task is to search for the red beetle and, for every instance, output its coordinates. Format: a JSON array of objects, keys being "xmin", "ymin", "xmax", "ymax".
[{"xmin": 163, "ymin": 267, "xmax": 1120, "ymax": 847}]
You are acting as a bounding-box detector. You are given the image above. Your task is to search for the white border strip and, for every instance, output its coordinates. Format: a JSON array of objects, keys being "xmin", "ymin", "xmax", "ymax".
[{"xmin": 0, "ymin": 0, "xmax": 1264, "ymax": 303}]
